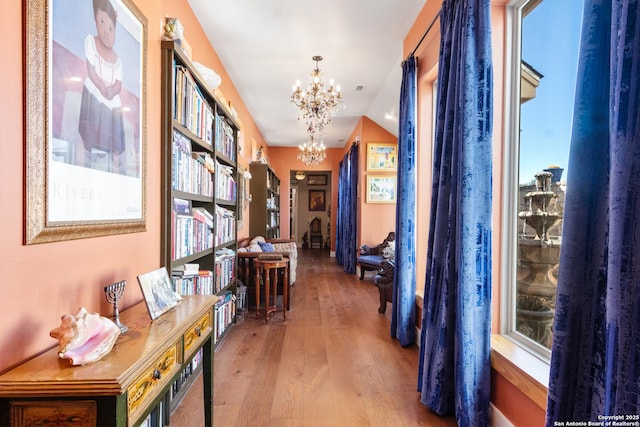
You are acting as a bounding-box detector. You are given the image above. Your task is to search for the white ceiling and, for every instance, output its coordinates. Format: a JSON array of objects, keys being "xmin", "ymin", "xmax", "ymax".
[{"xmin": 186, "ymin": 0, "xmax": 426, "ymax": 148}]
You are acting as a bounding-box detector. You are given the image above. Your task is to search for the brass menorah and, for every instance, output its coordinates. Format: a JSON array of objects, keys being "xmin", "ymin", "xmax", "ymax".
[{"xmin": 104, "ymin": 280, "xmax": 128, "ymax": 333}]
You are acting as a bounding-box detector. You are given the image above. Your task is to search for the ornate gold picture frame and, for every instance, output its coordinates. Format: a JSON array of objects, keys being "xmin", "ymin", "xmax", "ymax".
[
  {"xmin": 366, "ymin": 142, "xmax": 397, "ymax": 172},
  {"xmin": 24, "ymin": 0, "xmax": 147, "ymax": 244},
  {"xmin": 366, "ymin": 175, "xmax": 397, "ymax": 203}
]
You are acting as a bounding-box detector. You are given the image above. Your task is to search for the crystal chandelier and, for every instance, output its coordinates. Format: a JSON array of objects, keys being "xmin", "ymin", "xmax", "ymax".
[
  {"xmin": 291, "ymin": 55, "xmax": 343, "ymax": 135},
  {"xmin": 297, "ymin": 135, "xmax": 327, "ymax": 166}
]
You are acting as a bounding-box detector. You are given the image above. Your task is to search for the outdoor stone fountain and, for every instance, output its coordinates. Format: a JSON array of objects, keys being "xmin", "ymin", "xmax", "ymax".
[{"xmin": 516, "ymin": 170, "xmax": 562, "ymax": 347}]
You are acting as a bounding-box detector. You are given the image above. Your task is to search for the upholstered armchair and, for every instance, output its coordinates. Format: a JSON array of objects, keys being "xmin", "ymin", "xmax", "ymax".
[{"xmin": 356, "ymin": 232, "xmax": 396, "ymax": 280}]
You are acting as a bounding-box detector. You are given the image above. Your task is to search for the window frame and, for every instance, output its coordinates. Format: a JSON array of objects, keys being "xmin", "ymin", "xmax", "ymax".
[{"xmin": 500, "ymin": 0, "xmax": 552, "ymax": 362}]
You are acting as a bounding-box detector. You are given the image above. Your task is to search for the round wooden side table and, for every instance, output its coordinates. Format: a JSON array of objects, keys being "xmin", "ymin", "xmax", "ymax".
[{"xmin": 253, "ymin": 257, "xmax": 289, "ymax": 323}]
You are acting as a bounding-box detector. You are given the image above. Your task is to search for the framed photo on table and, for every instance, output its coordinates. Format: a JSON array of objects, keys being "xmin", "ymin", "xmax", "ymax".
[
  {"xmin": 367, "ymin": 143, "xmax": 397, "ymax": 172},
  {"xmin": 366, "ymin": 175, "xmax": 397, "ymax": 203},
  {"xmin": 137, "ymin": 268, "xmax": 181, "ymax": 320},
  {"xmin": 24, "ymin": 0, "xmax": 148, "ymax": 244}
]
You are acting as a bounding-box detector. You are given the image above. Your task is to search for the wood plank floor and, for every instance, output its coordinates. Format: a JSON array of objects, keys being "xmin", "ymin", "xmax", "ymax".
[{"xmin": 172, "ymin": 249, "xmax": 457, "ymax": 426}]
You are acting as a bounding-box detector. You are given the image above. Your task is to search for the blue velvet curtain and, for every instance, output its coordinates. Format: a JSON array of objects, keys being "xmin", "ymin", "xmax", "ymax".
[
  {"xmin": 417, "ymin": 0, "xmax": 493, "ymax": 425},
  {"xmin": 391, "ymin": 56, "xmax": 417, "ymax": 347},
  {"xmin": 546, "ymin": 0, "xmax": 640, "ymax": 422},
  {"xmin": 336, "ymin": 144, "xmax": 358, "ymax": 273}
]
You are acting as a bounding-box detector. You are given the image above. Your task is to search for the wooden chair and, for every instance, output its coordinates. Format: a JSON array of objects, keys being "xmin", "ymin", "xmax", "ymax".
[{"xmin": 309, "ymin": 217, "xmax": 323, "ymax": 248}]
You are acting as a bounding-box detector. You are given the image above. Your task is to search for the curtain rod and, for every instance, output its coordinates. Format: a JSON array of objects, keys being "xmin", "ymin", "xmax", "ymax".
[{"xmin": 405, "ymin": 9, "xmax": 441, "ymax": 61}]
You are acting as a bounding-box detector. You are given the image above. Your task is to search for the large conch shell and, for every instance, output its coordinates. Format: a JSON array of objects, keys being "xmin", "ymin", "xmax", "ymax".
[{"xmin": 50, "ymin": 307, "xmax": 121, "ymax": 366}]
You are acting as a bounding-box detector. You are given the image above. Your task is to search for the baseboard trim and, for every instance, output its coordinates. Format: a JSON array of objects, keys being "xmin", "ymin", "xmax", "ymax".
[{"xmin": 490, "ymin": 403, "xmax": 514, "ymax": 427}]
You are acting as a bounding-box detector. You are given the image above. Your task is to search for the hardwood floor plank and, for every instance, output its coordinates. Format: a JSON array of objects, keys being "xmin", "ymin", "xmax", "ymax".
[
  {"xmin": 171, "ymin": 249, "xmax": 457, "ymax": 426},
  {"xmin": 270, "ymin": 323, "xmax": 305, "ymax": 420}
]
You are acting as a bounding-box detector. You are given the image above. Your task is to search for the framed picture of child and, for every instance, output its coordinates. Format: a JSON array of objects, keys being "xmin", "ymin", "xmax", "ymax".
[{"xmin": 24, "ymin": 0, "xmax": 148, "ymax": 244}]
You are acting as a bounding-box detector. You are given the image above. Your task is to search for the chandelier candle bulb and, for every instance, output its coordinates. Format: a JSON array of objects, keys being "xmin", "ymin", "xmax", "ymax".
[
  {"xmin": 291, "ymin": 55, "xmax": 344, "ymax": 135},
  {"xmin": 297, "ymin": 135, "xmax": 327, "ymax": 166}
]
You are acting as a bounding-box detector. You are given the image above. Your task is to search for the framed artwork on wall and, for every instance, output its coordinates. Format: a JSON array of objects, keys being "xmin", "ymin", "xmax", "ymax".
[
  {"xmin": 309, "ymin": 190, "xmax": 326, "ymax": 211},
  {"xmin": 24, "ymin": 0, "xmax": 148, "ymax": 244},
  {"xmin": 367, "ymin": 143, "xmax": 397, "ymax": 172},
  {"xmin": 366, "ymin": 175, "xmax": 397, "ymax": 203},
  {"xmin": 307, "ymin": 174, "xmax": 327, "ymax": 185},
  {"xmin": 137, "ymin": 268, "xmax": 181, "ymax": 320}
]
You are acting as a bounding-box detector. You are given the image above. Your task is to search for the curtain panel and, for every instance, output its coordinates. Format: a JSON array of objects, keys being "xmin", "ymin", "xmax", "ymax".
[
  {"xmin": 546, "ymin": 0, "xmax": 640, "ymax": 421},
  {"xmin": 391, "ymin": 56, "xmax": 417, "ymax": 347},
  {"xmin": 417, "ymin": 0, "xmax": 493, "ymax": 425},
  {"xmin": 336, "ymin": 145, "xmax": 358, "ymax": 273}
]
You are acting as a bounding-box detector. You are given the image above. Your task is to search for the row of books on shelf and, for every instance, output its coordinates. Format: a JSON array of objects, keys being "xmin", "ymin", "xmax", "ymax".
[
  {"xmin": 215, "ymin": 204, "xmax": 236, "ymax": 247},
  {"xmin": 267, "ymin": 195, "xmax": 277, "ymax": 209},
  {"xmin": 265, "ymin": 174, "xmax": 279, "ymax": 193},
  {"xmin": 170, "ymin": 348, "xmax": 203, "ymax": 402},
  {"xmin": 172, "ymin": 199, "xmax": 214, "ymax": 260},
  {"xmin": 270, "ymin": 212, "xmax": 279, "ymax": 228},
  {"xmin": 215, "ymin": 248, "xmax": 236, "ymax": 293},
  {"xmin": 214, "ymin": 291, "xmax": 235, "ymax": 344},
  {"xmin": 215, "ymin": 160, "xmax": 237, "ymax": 202},
  {"xmin": 173, "ymin": 64, "xmax": 214, "ymax": 145},
  {"xmin": 215, "ymin": 114, "xmax": 236, "ymax": 162},
  {"xmin": 139, "ymin": 404, "xmax": 163, "ymax": 427},
  {"xmin": 172, "ymin": 130, "xmax": 214, "ymax": 196},
  {"xmin": 172, "ymin": 267, "xmax": 214, "ymax": 296}
]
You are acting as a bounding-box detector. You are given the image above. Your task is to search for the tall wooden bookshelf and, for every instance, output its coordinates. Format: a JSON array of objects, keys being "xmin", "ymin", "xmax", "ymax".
[
  {"xmin": 160, "ymin": 41, "xmax": 238, "ymax": 415},
  {"xmin": 249, "ymin": 162, "xmax": 280, "ymax": 239}
]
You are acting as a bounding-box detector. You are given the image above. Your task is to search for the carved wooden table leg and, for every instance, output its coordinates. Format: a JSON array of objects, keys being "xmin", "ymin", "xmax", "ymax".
[
  {"xmin": 254, "ymin": 264, "xmax": 261, "ymax": 320},
  {"xmin": 253, "ymin": 258, "xmax": 289, "ymax": 323}
]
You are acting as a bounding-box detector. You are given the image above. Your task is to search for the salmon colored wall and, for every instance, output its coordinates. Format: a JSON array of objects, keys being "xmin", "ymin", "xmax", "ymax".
[
  {"xmin": 491, "ymin": 369, "xmax": 545, "ymax": 425},
  {"xmin": 266, "ymin": 116, "xmax": 396, "ymax": 253},
  {"xmin": 267, "ymin": 146, "xmax": 344, "ymax": 250},
  {"xmin": 341, "ymin": 117, "xmax": 397, "ymax": 249},
  {"xmin": 358, "ymin": 117, "xmax": 398, "ymax": 247},
  {"xmin": 0, "ymin": 0, "xmax": 265, "ymax": 373}
]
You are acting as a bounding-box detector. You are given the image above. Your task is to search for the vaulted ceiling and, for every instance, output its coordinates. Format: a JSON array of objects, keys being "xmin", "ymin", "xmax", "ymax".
[{"xmin": 187, "ymin": 0, "xmax": 426, "ymax": 148}]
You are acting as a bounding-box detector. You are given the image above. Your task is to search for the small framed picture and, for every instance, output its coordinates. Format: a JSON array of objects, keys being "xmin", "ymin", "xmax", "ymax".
[
  {"xmin": 367, "ymin": 143, "xmax": 397, "ymax": 172},
  {"xmin": 137, "ymin": 267, "xmax": 181, "ymax": 320},
  {"xmin": 309, "ymin": 190, "xmax": 326, "ymax": 211},
  {"xmin": 366, "ymin": 175, "xmax": 397, "ymax": 203},
  {"xmin": 307, "ymin": 174, "xmax": 327, "ymax": 185}
]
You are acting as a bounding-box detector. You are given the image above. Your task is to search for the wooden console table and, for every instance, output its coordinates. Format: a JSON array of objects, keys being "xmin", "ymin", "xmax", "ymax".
[{"xmin": 0, "ymin": 294, "xmax": 218, "ymax": 427}]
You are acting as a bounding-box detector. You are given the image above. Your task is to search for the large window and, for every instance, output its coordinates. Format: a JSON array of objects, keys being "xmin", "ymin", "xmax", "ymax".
[{"xmin": 503, "ymin": 0, "xmax": 584, "ymax": 358}]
